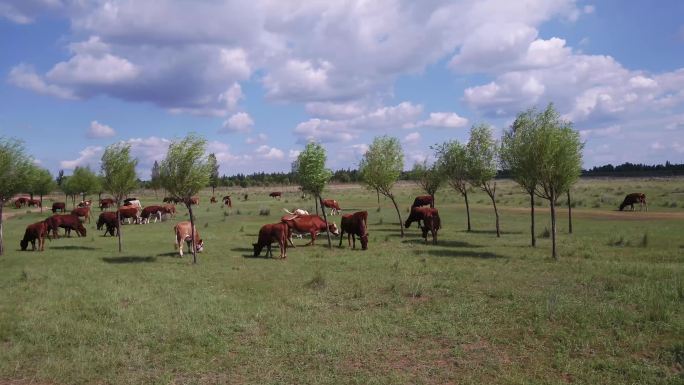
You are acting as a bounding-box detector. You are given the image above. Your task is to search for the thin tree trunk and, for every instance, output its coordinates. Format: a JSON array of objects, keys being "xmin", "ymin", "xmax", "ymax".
[
  {"xmin": 376, "ymin": 189, "xmax": 380, "ymax": 206},
  {"xmin": 489, "ymin": 192, "xmax": 500, "ymax": 237},
  {"xmin": 567, "ymin": 190, "xmax": 573, "ymax": 234},
  {"xmin": 117, "ymin": 201, "xmax": 122, "ymax": 253},
  {"xmin": 389, "ymin": 194, "xmax": 404, "ymax": 238},
  {"xmin": 463, "ymin": 190, "xmax": 471, "ymax": 232},
  {"xmin": 430, "ymin": 193, "xmax": 435, "ymax": 208},
  {"xmin": 40, "ymin": 194, "xmax": 44, "ymax": 213},
  {"xmin": 314, "ymin": 197, "xmax": 319, "ymax": 215},
  {"xmin": 530, "ymin": 192, "xmax": 536, "ymax": 247},
  {"xmin": 550, "ymin": 192, "xmax": 557, "ymax": 260},
  {"xmin": 188, "ymin": 203, "xmax": 197, "ymax": 264},
  {"xmin": 30, "ymin": 192, "xmax": 34, "ymax": 200},
  {"xmin": 318, "ymin": 195, "xmax": 332, "ymax": 249},
  {"xmin": 0, "ymin": 203, "xmax": 4, "ymax": 256}
]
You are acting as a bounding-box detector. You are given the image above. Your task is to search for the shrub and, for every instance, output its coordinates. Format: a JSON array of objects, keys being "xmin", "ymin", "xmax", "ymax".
[
  {"xmin": 639, "ymin": 232, "xmax": 648, "ymax": 248},
  {"xmin": 305, "ymin": 271, "xmax": 326, "ymax": 290},
  {"xmin": 608, "ymin": 236, "xmax": 627, "ymax": 247},
  {"xmin": 540, "ymin": 227, "xmax": 550, "ymax": 238},
  {"xmin": 259, "ymin": 208, "xmax": 270, "ymax": 216},
  {"xmin": 236, "ymin": 209, "xmax": 242, "ymax": 215}
]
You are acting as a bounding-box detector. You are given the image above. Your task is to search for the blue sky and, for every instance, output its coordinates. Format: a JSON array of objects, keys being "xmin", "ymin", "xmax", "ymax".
[{"xmin": 1, "ymin": 0, "xmax": 683, "ymax": 178}]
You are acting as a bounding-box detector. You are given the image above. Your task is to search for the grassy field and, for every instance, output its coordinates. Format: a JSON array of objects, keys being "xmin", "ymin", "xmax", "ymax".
[{"xmin": 1, "ymin": 177, "xmax": 683, "ymax": 384}]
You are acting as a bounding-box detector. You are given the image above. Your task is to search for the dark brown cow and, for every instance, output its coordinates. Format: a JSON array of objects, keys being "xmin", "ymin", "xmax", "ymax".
[
  {"xmin": 222, "ymin": 195, "xmax": 232, "ymax": 208},
  {"xmin": 411, "ymin": 195, "xmax": 433, "ymax": 208},
  {"xmin": 321, "ymin": 199, "xmax": 342, "ymax": 215},
  {"xmin": 280, "ymin": 214, "xmax": 339, "ymax": 247},
  {"xmin": 51, "ymin": 202, "xmax": 66, "ymax": 213},
  {"xmin": 96, "ymin": 212, "xmax": 119, "ymax": 236},
  {"xmin": 44, "ymin": 214, "xmax": 87, "ymax": 238},
  {"xmin": 253, "ymin": 222, "xmax": 288, "ymax": 259},
  {"xmin": 28, "ymin": 199, "xmax": 42, "ymax": 208},
  {"xmin": 71, "ymin": 207, "xmax": 91, "ymax": 223},
  {"xmin": 140, "ymin": 205, "xmax": 164, "ymax": 224},
  {"xmin": 210, "ymin": 196, "xmax": 217, "ymax": 204},
  {"xmin": 339, "ymin": 211, "xmax": 369, "ymax": 250},
  {"xmin": 20, "ymin": 221, "xmax": 48, "ymax": 251},
  {"xmin": 163, "ymin": 196, "xmax": 180, "ymax": 204},
  {"xmin": 619, "ymin": 193, "xmax": 647, "ymax": 211},
  {"xmin": 14, "ymin": 197, "xmax": 29, "ymax": 208},
  {"xmin": 183, "ymin": 196, "xmax": 199, "ymax": 205},
  {"xmin": 269, "ymin": 191, "xmax": 282, "ymax": 199},
  {"xmin": 405, "ymin": 207, "xmax": 441, "ymax": 244},
  {"xmin": 117, "ymin": 206, "xmax": 141, "ymax": 224},
  {"xmin": 99, "ymin": 198, "xmax": 115, "ymax": 211}
]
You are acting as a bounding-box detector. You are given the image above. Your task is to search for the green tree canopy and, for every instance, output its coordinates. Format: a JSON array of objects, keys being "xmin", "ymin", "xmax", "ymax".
[
  {"xmin": 208, "ymin": 153, "xmax": 219, "ymax": 194},
  {"xmin": 434, "ymin": 140, "xmax": 472, "ymax": 231},
  {"xmin": 466, "ymin": 123, "xmax": 502, "ymax": 237},
  {"xmin": 101, "ymin": 143, "xmax": 139, "ymax": 252},
  {"xmin": 295, "ymin": 142, "xmax": 333, "ymax": 247},
  {"xmin": 69, "ymin": 166, "xmax": 101, "ymax": 202},
  {"xmin": 0, "ymin": 137, "xmax": 33, "ymax": 254},
  {"xmin": 32, "ymin": 168, "xmax": 56, "ymax": 212},
  {"xmin": 410, "ymin": 160, "xmax": 442, "ymax": 207},
  {"xmin": 150, "ymin": 160, "xmax": 162, "ymax": 195}
]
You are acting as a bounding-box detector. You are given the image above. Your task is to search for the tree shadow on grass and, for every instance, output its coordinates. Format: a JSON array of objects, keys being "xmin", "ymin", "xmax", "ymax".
[
  {"xmin": 425, "ymin": 249, "xmax": 506, "ymax": 259},
  {"xmin": 102, "ymin": 256, "xmax": 157, "ymax": 264},
  {"xmin": 51, "ymin": 245, "xmax": 100, "ymax": 251},
  {"xmin": 460, "ymin": 229, "xmax": 522, "ymax": 235},
  {"xmin": 231, "ymin": 247, "xmax": 253, "ymax": 253},
  {"xmin": 156, "ymin": 252, "xmax": 179, "ymax": 257}
]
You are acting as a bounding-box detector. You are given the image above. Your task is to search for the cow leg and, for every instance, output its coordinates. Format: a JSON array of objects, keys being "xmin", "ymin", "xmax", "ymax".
[
  {"xmin": 352, "ymin": 234, "xmax": 356, "ymax": 249},
  {"xmin": 31, "ymin": 239, "xmax": 36, "ymax": 251},
  {"xmin": 338, "ymin": 229, "xmax": 344, "ymax": 247},
  {"xmin": 267, "ymin": 243, "xmax": 273, "ymax": 258}
]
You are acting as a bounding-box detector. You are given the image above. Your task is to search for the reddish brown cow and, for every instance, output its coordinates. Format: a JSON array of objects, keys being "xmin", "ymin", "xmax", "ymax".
[
  {"xmin": 339, "ymin": 211, "xmax": 369, "ymax": 250},
  {"xmin": 222, "ymin": 195, "xmax": 232, "ymax": 208},
  {"xmin": 51, "ymin": 202, "xmax": 66, "ymax": 213},
  {"xmin": 78, "ymin": 199, "xmax": 92, "ymax": 208},
  {"xmin": 210, "ymin": 196, "xmax": 217, "ymax": 204},
  {"xmin": 174, "ymin": 221, "xmax": 204, "ymax": 257},
  {"xmin": 411, "ymin": 195, "xmax": 433, "ymax": 208},
  {"xmin": 28, "ymin": 199, "xmax": 41, "ymax": 208},
  {"xmin": 183, "ymin": 196, "xmax": 200, "ymax": 206},
  {"xmin": 20, "ymin": 221, "xmax": 48, "ymax": 251},
  {"xmin": 280, "ymin": 214, "xmax": 339, "ymax": 247},
  {"xmin": 619, "ymin": 193, "xmax": 647, "ymax": 211},
  {"xmin": 14, "ymin": 197, "xmax": 29, "ymax": 208},
  {"xmin": 253, "ymin": 222, "xmax": 288, "ymax": 259},
  {"xmin": 269, "ymin": 192, "xmax": 282, "ymax": 199},
  {"xmin": 99, "ymin": 198, "xmax": 115, "ymax": 211},
  {"xmin": 71, "ymin": 207, "xmax": 91, "ymax": 223},
  {"xmin": 117, "ymin": 206, "xmax": 141, "ymax": 225},
  {"xmin": 404, "ymin": 207, "xmax": 441, "ymax": 244},
  {"xmin": 162, "ymin": 204, "xmax": 176, "ymax": 218},
  {"xmin": 44, "ymin": 214, "xmax": 87, "ymax": 238},
  {"xmin": 140, "ymin": 205, "xmax": 164, "ymax": 224},
  {"xmin": 96, "ymin": 212, "xmax": 119, "ymax": 236},
  {"xmin": 321, "ymin": 199, "xmax": 342, "ymax": 215}
]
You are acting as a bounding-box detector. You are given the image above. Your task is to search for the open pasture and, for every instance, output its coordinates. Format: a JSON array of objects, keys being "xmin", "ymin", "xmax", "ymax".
[{"xmin": 1, "ymin": 178, "xmax": 683, "ymax": 384}]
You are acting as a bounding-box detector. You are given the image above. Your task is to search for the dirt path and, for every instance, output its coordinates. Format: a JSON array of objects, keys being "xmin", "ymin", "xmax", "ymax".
[
  {"xmin": 499, "ymin": 206, "xmax": 684, "ymax": 221},
  {"xmin": 1, "ymin": 207, "xmax": 45, "ymax": 221}
]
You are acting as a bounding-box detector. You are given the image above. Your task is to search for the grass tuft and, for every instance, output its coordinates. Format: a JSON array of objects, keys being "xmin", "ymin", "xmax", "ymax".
[
  {"xmin": 639, "ymin": 232, "xmax": 648, "ymax": 247},
  {"xmin": 259, "ymin": 208, "xmax": 270, "ymax": 216},
  {"xmin": 305, "ymin": 271, "xmax": 326, "ymax": 290},
  {"xmin": 540, "ymin": 227, "xmax": 550, "ymax": 238}
]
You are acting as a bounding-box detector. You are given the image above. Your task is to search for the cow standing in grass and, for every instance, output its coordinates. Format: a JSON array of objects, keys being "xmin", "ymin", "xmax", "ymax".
[
  {"xmin": 405, "ymin": 207, "xmax": 441, "ymax": 244},
  {"xmin": 20, "ymin": 221, "xmax": 48, "ymax": 251},
  {"xmin": 619, "ymin": 193, "xmax": 647, "ymax": 211},
  {"xmin": 174, "ymin": 221, "xmax": 204, "ymax": 257},
  {"xmin": 253, "ymin": 222, "xmax": 288, "ymax": 259},
  {"xmin": 339, "ymin": 211, "xmax": 369, "ymax": 250}
]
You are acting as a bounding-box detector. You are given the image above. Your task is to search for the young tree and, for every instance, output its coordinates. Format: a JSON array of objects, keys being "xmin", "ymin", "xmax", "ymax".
[
  {"xmin": 295, "ymin": 142, "xmax": 333, "ymax": 248},
  {"xmin": 532, "ymin": 105, "xmax": 583, "ymax": 259},
  {"xmin": 101, "ymin": 143, "xmax": 138, "ymax": 253},
  {"xmin": 208, "ymin": 153, "xmax": 220, "ymax": 196},
  {"xmin": 61, "ymin": 176, "xmax": 77, "ymax": 208},
  {"xmin": 56, "ymin": 169, "xmax": 65, "ymax": 187},
  {"xmin": 69, "ymin": 166, "xmax": 101, "ymax": 203},
  {"xmin": 359, "ymin": 136, "xmax": 405, "ymax": 237},
  {"xmin": 501, "ymin": 108, "xmax": 539, "ymax": 246},
  {"xmin": 150, "ymin": 160, "xmax": 162, "ymax": 198},
  {"xmin": 434, "ymin": 140, "xmax": 472, "ymax": 231},
  {"xmin": 32, "ymin": 168, "xmax": 56, "ymax": 213},
  {"xmin": 160, "ymin": 134, "xmax": 211, "ymax": 264},
  {"xmin": 410, "ymin": 160, "xmax": 443, "ymax": 208},
  {"xmin": 0, "ymin": 138, "xmax": 33, "ymax": 255},
  {"xmin": 467, "ymin": 124, "xmax": 501, "ymax": 237}
]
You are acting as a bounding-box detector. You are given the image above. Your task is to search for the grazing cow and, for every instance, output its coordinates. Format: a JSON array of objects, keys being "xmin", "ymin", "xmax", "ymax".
[
  {"xmin": 619, "ymin": 193, "xmax": 647, "ymax": 211},
  {"xmin": 117, "ymin": 206, "xmax": 141, "ymax": 225},
  {"xmin": 321, "ymin": 199, "xmax": 342, "ymax": 215},
  {"xmin": 404, "ymin": 207, "xmax": 441, "ymax": 244},
  {"xmin": 339, "ymin": 211, "xmax": 369, "ymax": 250},
  {"xmin": 71, "ymin": 207, "xmax": 91, "ymax": 224},
  {"xmin": 51, "ymin": 202, "xmax": 66, "ymax": 213},
  {"xmin": 411, "ymin": 195, "xmax": 433, "ymax": 208},
  {"xmin": 20, "ymin": 221, "xmax": 48, "ymax": 251},
  {"xmin": 14, "ymin": 197, "xmax": 29, "ymax": 208},
  {"xmin": 184, "ymin": 196, "xmax": 199, "ymax": 206},
  {"xmin": 140, "ymin": 205, "xmax": 164, "ymax": 224},
  {"xmin": 77, "ymin": 199, "xmax": 92, "ymax": 208},
  {"xmin": 222, "ymin": 195, "xmax": 232, "ymax": 208},
  {"xmin": 28, "ymin": 199, "xmax": 41, "ymax": 208},
  {"xmin": 163, "ymin": 196, "xmax": 180, "ymax": 204},
  {"xmin": 162, "ymin": 204, "xmax": 176, "ymax": 218},
  {"xmin": 280, "ymin": 214, "xmax": 339, "ymax": 247},
  {"xmin": 44, "ymin": 214, "xmax": 87, "ymax": 238},
  {"xmin": 253, "ymin": 222, "xmax": 288, "ymax": 259},
  {"xmin": 210, "ymin": 196, "xmax": 217, "ymax": 204},
  {"xmin": 174, "ymin": 221, "xmax": 204, "ymax": 257},
  {"xmin": 96, "ymin": 211, "xmax": 119, "ymax": 236},
  {"xmin": 283, "ymin": 208, "xmax": 310, "ymax": 216},
  {"xmin": 99, "ymin": 198, "xmax": 115, "ymax": 211},
  {"xmin": 123, "ymin": 198, "xmax": 142, "ymax": 209},
  {"xmin": 269, "ymin": 191, "xmax": 282, "ymax": 199}
]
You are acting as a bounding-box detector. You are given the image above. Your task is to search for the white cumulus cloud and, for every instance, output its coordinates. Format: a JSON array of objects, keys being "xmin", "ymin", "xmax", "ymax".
[{"xmin": 86, "ymin": 120, "xmax": 116, "ymax": 138}]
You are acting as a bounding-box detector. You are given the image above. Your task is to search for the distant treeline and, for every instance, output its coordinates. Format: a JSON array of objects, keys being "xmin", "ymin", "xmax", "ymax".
[{"xmin": 580, "ymin": 162, "xmax": 684, "ymax": 177}]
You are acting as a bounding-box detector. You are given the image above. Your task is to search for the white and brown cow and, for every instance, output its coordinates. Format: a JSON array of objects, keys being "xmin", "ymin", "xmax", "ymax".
[{"xmin": 174, "ymin": 221, "xmax": 204, "ymax": 257}]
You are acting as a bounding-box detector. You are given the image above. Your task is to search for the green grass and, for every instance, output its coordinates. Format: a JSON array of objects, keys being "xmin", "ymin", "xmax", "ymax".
[{"xmin": 1, "ymin": 178, "xmax": 683, "ymax": 384}]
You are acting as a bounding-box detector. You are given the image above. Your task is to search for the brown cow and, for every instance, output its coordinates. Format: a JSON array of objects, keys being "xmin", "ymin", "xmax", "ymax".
[
  {"xmin": 140, "ymin": 205, "xmax": 164, "ymax": 224},
  {"xmin": 162, "ymin": 204, "xmax": 176, "ymax": 218},
  {"xmin": 269, "ymin": 191, "xmax": 282, "ymax": 199},
  {"xmin": 14, "ymin": 197, "xmax": 29, "ymax": 208},
  {"xmin": 78, "ymin": 199, "xmax": 92, "ymax": 208},
  {"xmin": 321, "ymin": 199, "xmax": 342, "ymax": 215},
  {"xmin": 51, "ymin": 202, "xmax": 66, "ymax": 213},
  {"xmin": 210, "ymin": 196, "xmax": 217, "ymax": 204},
  {"xmin": 339, "ymin": 211, "xmax": 369, "ymax": 250},
  {"xmin": 253, "ymin": 222, "xmax": 288, "ymax": 259},
  {"xmin": 20, "ymin": 221, "xmax": 48, "ymax": 251},
  {"xmin": 117, "ymin": 206, "xmax": 141, "ymax": 225},
  {"xmin": 174, "ymin": 221, "xmax": 204, "ymax": 257},
  {"xmin": 280, "ymin": 214, "xmax": 339, "ymax": 247},
  {"xmin": 184, "ymin": 196, "xmax": 200, "ymax": 206},
  {"xmin": 163, "ymin": 196, "xmax": 180, "ymax": 204},
  {"xmin": 222, "ymin": 195, "xmax": 232, "ymax": 208},
  {"xmin": 71, "ymin": 207, "xmax": 91, "ymax": 223},
  {"xmin": 44, "ymin": 214, "xmax": 87, "ymax": 238},
  {"xmin": 99, "ymin": 198, "xmax": 115, "ymax": 211},
  {"xmin": 96, "ymin": 211, "xmax": 119, "ymax": 236},
  {"xmin": 28, "ymin": 199, "xmax": 42, "ymax": 208},
  {"xmin": 619, "ymin": 193, "xmax": 647, "ymax": 211},
  {"xmin": 405, "ymin": 207, "xmax": 441, "ymax": 244},
  {"xmin": 411, "ymin": 195, "xmax": 433, "ymax": 208}
]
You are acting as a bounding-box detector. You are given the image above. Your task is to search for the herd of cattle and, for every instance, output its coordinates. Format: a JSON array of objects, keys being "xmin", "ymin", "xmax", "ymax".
[{"xmin": 14, "ymin": 190, "xmax": 647, "ymax": 257}]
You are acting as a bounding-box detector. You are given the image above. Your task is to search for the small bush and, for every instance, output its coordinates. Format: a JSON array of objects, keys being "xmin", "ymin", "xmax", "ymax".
[
  {"xmin": 639, "ymin": 232, "xmax": 648, "ymax": 248},
  {"xmin": 376, "ymin": 207, "xmax": 381, "ymax": 213},
  {"xmin": 305, "ymin": 271, "xmax": 326, "ymax": 290},
  {"xmin": 259, "ymin": 208, "xmax": 270, "ymax": 216},
  {"xmin": 236, "ymin": 209, "xmax": 242, "ymax": 215},
  {"xmin": 204, "ymin": 222, "xmax": 209, "ymax": 228},
  {"xmin": 592, "ymin": 201, "xmax": 601, "ymax": 208},
  {"xmin": 540, "ymin": 227, "xmax": 550, "ymax": 238},
  {"xmin": 223, "ymin": 211, "xmax": 230, "ymax": 217},
  {"xmin": 378, "ymin": 217, "xmax": 384, "ymax": 225},
  {"xmin": 239, "ymin": 226, "xmax": 244, "ymax": 232},
  {"xmin": 670, "ymin": 202, "xmax": 678, "ymax": 208},
  {"xmin": 608, "ymin": 236, "xmax": 627, "ymax": 247}
]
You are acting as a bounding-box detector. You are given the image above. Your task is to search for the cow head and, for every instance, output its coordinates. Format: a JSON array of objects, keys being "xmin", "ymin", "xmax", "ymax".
[
  {"xmin": 20, "ymin": 239, "xmax": 29, "ymax": 251},
  {"xmin": 252, "ymin": 243, "xmax": 263, "ymax": 257},
  {"xmin": 328, "ymin": 222, "xmax": 339, "ymax": 236},
  {"xmin": 187, "ymin": 239, "xmax": 204, "ymax": 253},
  {"xmin": 360, "ymin": 233, "xmax": 369, "ymax": 250},
  {"xmin": 77, "ymin": 223, "xmax": 87, "ymax": 237}
]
